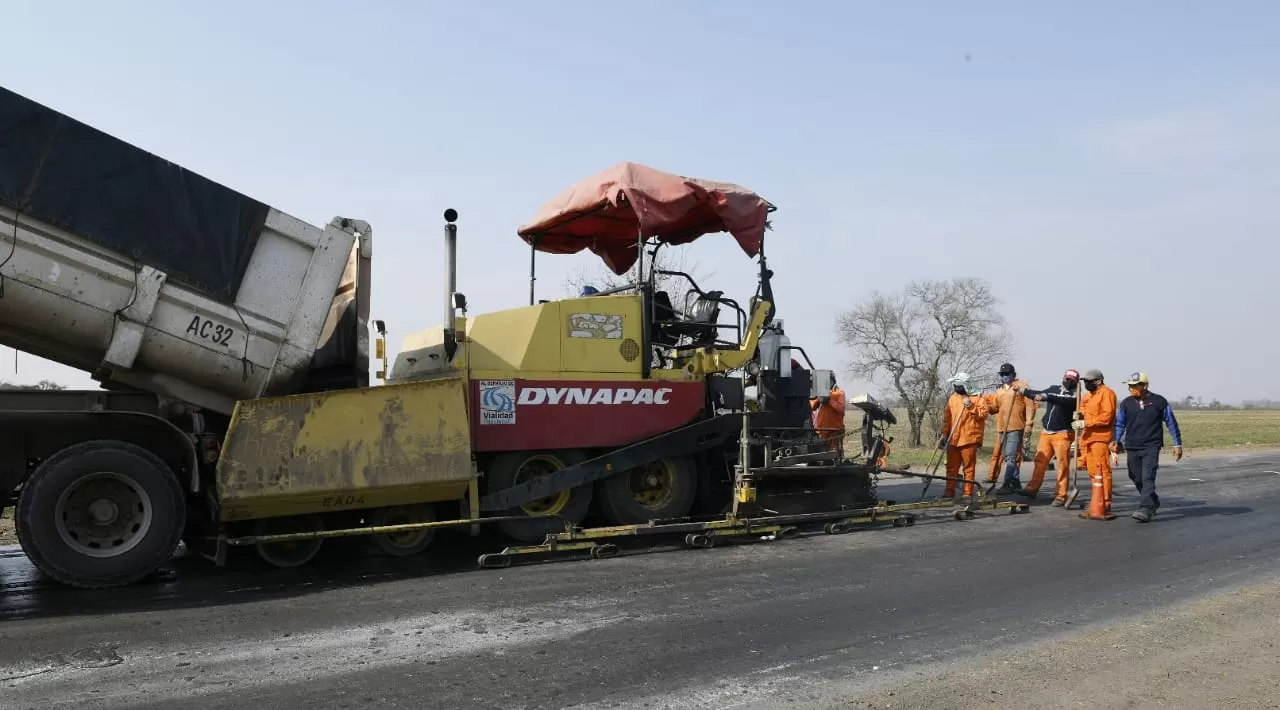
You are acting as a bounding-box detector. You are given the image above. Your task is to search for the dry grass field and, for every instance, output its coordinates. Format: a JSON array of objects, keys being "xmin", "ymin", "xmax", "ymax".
[{"xmin": 853, "ymin": 407, "xmax": 1280, "ymax": 468}]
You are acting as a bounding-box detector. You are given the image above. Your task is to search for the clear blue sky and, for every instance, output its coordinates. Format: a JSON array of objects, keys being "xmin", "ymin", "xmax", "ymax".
[{"xmin": 4, "ymin": 1, "xmax": 1277, "ymax": 402}]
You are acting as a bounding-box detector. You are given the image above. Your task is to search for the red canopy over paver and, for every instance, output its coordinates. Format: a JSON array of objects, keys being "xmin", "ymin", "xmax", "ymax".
[{"xmin": 518, "ymin": 162, "xmax": 772, "ymax": 275}]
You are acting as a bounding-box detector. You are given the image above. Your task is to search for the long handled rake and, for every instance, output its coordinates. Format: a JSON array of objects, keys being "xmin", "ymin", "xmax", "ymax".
[
  {"xmin": 918, "ymin": 410, "xmax": 963, "ymax": 501},
  {"xmin": 990, "ymin": 380, "xmax": 1017, "ymax": 492}
]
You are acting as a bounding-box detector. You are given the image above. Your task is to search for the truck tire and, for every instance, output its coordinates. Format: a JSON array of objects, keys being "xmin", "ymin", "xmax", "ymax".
[
  {"xmin": 486, "ymin": 450, "xmax": 591, "ymax": 543},
  {"xmin": 15, "ymin": 440, "xmax": 186, "ymax": 589},
  {"xmin": 596, "ymin": 456, "xmax": 698, "ymax": 525}
]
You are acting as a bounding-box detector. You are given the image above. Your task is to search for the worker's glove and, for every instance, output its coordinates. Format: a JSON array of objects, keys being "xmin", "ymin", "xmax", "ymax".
[
  {"xmin": 1034, "ymin": 394, "xmax": 1045, "ymax": 402},
  {"xmin": 1173, "ymin": 446, "xmax": 1183, "ymax": 462},
  {"xmin": 962, "ymin": 396, "xmax": 973, "ymax": 408},
  {"xmin": 1071, "ymin": 419, "xmax": 1085, "ymax": 433},
  {"xmin": 1016, "ymin": 386, "xmax": 1027, "ymax": 395},
  {"xmin": 1072, "ymin": 411, "xmax": 1083, "ymax": 421},
  {"xmin": 938, "ymin": 435, "xmax": 948, "ymax": 450}
]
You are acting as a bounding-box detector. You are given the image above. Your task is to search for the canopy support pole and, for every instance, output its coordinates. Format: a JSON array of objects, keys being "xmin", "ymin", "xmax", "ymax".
[
  {"xmin": 638, "ymin": 226, "xmax": 651, "ymax": 379},
  {"xmin": 635, "ymin": 226, "xmax": 644, "ymax": 283},
  {"xmin": 528, "ymin": 238, "xmax": 537, "ymax": 305}
]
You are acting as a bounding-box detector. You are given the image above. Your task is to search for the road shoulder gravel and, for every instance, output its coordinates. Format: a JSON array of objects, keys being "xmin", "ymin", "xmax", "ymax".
[{"xmin": 779, "ymin": 575, "xmax": 1280, "ymax": 709}]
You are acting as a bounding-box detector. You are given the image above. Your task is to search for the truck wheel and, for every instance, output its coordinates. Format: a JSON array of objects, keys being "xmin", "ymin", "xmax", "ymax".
[
  {"xmin": 15, "ymin": 440, "xmax": 186, "ymax": 589},
  {"xmin": 486, "ymin": 450, "xmax": 591, "ymax": 543},
  {"xmin": 597, "ymin": 457, "xmax": 698, "ymax": 525},
  {"xmin": 369, "ymin": 504, "xmax": 436, "ymax": 557}
]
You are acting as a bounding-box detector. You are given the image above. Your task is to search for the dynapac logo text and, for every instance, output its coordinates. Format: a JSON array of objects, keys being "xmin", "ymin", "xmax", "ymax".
[{"xmin": 517, "ymin": 387, "xmax": 673, "ymax": 405}]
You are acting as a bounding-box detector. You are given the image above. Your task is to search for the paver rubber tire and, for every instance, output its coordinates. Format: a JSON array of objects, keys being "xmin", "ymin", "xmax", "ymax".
[
  {"xmin": 486, "ymin": 450, "xmax": 591, "ymax": 543},
  {"xmin": 254, "ymin": 515, "xmax": 325, "ymax": 568},
  {"xmin": 369, "ymin": 504, "xmax": 437, "ymax": 557},
  {"xmin": 16, "ymin": 440, "xmax": 186, "ymax": 589},
  {"xmin": 596, "ymin": 456, "xmax": 698, "ymax": 525}
]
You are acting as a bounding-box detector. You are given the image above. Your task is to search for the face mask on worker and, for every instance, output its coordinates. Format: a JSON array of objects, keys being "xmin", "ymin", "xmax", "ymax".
[
  {"xmin": 1085, "ymin": 380, "xmax": 1100, "ymax": 392},
  {"xmin": 953, "ymin": 383, "xmax": 967, "ymax": 395},
  {"xmin": 1062, "ymin": 379, "xmax": 1077, "ymax": 391},
  {"xmin": 1000, "ymin": 375, "xmax": 1013, "ymax": 385}
]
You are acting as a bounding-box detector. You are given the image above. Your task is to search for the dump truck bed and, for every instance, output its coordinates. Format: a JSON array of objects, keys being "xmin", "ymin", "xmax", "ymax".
[{"xmin": 0, "ymin": 86, "xmax": 369, "ymax": 413}]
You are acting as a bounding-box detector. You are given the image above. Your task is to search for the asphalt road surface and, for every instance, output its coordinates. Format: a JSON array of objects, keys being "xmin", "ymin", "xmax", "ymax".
[{"xmin": 2, "ymin": 449, "xmax": 1277, "ymax": 709}]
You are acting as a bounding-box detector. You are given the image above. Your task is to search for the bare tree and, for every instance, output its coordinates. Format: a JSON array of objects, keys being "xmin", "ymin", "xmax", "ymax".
[
  {"xmin": 836, "ymin": 278, "xmax": 1012, "ymax": 446},
  {"xmin": 563, "ymin": 249, "xmax": 712, "ymax": 313}
]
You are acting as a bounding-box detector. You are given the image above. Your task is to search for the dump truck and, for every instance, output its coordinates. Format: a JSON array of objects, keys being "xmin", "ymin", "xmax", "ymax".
[
  {"xmin": 0, "ymin": 86, "xmax": 903, "ymax": 589},
  {"xmin": 0, "ymin": 86, "xmax": 373, "ymax": 586}
]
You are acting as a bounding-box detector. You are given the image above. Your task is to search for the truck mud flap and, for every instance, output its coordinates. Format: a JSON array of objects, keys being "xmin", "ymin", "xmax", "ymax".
[{"xmin": 478, "ymin": 415, "xmax": 741, "ymax": 512}]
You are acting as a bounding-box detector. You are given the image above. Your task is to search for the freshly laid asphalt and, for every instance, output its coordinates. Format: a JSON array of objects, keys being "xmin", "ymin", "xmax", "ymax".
[{"xmin": 1, "ymin": 449, "xmax": 1277, "ymax": 709}]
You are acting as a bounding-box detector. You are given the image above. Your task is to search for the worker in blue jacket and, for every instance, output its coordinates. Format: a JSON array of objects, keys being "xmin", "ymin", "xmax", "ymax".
[{"xmin": 1112, "ymin": 372, "xmax": 1183, "ymax": 523}]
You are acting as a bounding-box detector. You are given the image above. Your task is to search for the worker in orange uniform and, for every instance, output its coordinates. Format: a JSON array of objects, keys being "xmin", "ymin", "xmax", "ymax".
[
  {"xmin": 983, "ymin": 363, "xmax": 1037, "ymax": 495},
  {"xmin": 939, "ymin": 372, "xmax": 990, "ymax": 500},
  {"xmin": 1075, "ymin": 368, "xmax": 1117, "ymax": 519},
  {"xmin": 1016, "ymin": 369, "xmax": 1081, "ymax": 504},
  {"xmin": 810, "ymin": 376, "xmax": 847, "ymax": 451}
]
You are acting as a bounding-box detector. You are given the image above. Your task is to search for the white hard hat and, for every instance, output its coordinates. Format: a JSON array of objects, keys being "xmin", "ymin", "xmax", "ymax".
[{"xmin": 948, "ymin": 372, "xmax": 970, "ymax": 386}]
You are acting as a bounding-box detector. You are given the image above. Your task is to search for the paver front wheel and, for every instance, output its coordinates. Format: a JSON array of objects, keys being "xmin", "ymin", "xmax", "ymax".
[
  {"xmin": 369, "ymin": 504, "xmax": 437, "ymax": 557},
  {"xmin": 254, "ymin": 515, "xmax": 325, "ymax": 568},
  {"xmin": 486, "ymin": 450, "xmax": 591, "ymax": 543}
]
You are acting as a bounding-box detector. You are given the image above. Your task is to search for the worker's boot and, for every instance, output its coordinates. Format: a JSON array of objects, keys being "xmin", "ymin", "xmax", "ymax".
[
  {"xmin": 1016, "ymin": 487, "xmax": 1038, "ymax": 501},
  {"xmin": 1050, "ymin": 497, "xmax": 1066, "ymax": 507},
  {"xmin": 1131, "ymin": 507, "xmax": 1155, "ymax": 523},
  {"xmin": 996, "ymin": 480, "xmax": 1019, "ymax": 495}
]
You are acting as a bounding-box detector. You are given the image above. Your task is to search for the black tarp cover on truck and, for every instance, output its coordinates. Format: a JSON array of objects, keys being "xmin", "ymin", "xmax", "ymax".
[{"xmin": 0, "ymin": 86, "xmax": 270, "ymax": 303}]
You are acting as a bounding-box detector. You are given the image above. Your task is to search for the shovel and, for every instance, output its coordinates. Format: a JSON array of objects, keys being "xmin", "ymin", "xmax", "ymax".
[
  {"xmin": 1064, "ymin": 441, "xmax": 1081, "ymax": 508},
  {"xmin": 1063, "ymin": 385, "xmax": 1086, "ymax": 509}
]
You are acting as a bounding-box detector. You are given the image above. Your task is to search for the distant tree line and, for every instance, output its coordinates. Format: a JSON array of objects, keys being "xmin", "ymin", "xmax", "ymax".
[
  {"xmin": 1169, "ymin": 396, "xmax": 1280, "ymax": 411},
  {"xmin": 875, "ymin": 389, "xmax": 1274, "ymax": 413},
  {"xmin": 1242, "ymin": 399, "xmax": 1280, "ymax": 410},
  {"xmin": 0, "ymin": 380, "xmax": 66, "ymax": 390}
]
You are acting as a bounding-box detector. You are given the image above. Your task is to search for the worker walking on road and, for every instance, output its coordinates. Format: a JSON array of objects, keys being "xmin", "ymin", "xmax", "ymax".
[
  {"xmin": 810, "ymin": 377, "xmax": 847, "ymax": 451},
  {"xmin": 1076, "ymin": 369, "xmax": 1117, "ymax": 520},
  {"xmin": 940, "ymin": 373, "xmax": 991, "ymax": 500},
  {"xmin": 1016, "ymin": 369, "xmax": 1081, "ymax": 504},
  {"xmin": 984, "ymin": 363, "xmax": 1037, "ymax": 494},
  {"xmin": 1113, "ymin": 372, "xmax": 1184, "ymax": 523}
]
